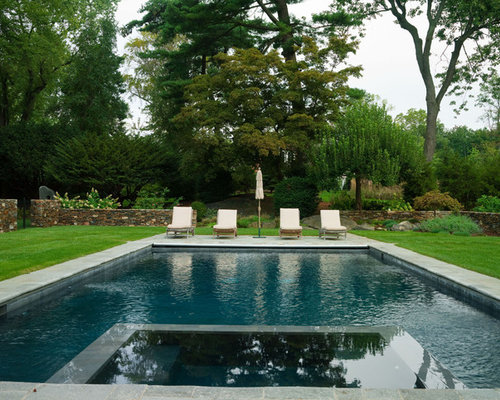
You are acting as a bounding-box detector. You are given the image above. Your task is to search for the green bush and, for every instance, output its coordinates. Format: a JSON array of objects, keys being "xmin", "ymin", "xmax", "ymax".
[
  {"xmin": 191, "ymin": 201, "xmax": 207, "ymax": 221},
  {"xmin": 55, "ymin": 188, "xmax": 120, "ymax": 209},
  {"xmin": 329, "ymin": 191, "xmax": 355, "ymax": 210},
  {"xmin": 419, "ymin": 215, "xmax": 481, "ymax": 235},
  {"xmin": 274, "ymin": 177, "xmax": 318, "ymax": 217},
  {"xmin": 133, "ymin": 184, "xmax": 182, "ymax": 210},
  {"xmin": 473, "ymin": 195, "xmax": 500, "ymax": 213},
  {"xmin": 414, "ymin": 190, "xmax": 462, "ymax": 212}
]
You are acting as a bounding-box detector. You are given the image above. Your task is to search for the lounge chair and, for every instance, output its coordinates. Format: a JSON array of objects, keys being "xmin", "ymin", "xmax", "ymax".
[
  {"xmin": 213, "ymin": 209, "xmax": 238, "ymax": 238},
  {"xmin": 319, "ymin": 209, "xmax": 347, "ymax": 239},
  {"xmin": 166, "ymin": 206, "xmax": 195, "ymax": 237},
  {"xmin": 279, "ymin": 208, "xmax": 302, "ymax": 238}
]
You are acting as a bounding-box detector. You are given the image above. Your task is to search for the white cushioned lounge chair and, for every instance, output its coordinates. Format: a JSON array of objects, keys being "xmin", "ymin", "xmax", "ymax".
[
  {"xmin": 166, "ymin": 206, "xmax": 195, "ymax": 237},
  {"xmin": 279, "ymin": 208, "xmax": 302, "ymax": 238},
  {"xmin": 319, "ymin": 209, "xmax": 347, "ymax": 239},
  {"xmin": 213, "ymin": 209, "xmax": 238, "ymax": 238}
]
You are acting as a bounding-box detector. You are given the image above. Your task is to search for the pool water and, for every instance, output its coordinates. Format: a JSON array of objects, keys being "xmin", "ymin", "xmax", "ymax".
[{"xmin": 0, "ymin": 250, "xmax": 498, "ymax": 387}]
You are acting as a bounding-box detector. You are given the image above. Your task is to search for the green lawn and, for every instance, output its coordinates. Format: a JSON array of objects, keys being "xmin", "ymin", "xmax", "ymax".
[
  {"xmin": 0, "ymin": 226, "xmax": 319, "ymax": 281},
  {"xmin": 2, "ymin": 226, "xmax": 498, "ymax": 282},
  {"xmin": 351, "ymin": 231, "xmax": 500, "ymax": 279},
  {"xmin": 0, "ymin": 226, "xmax": 164, "ymax": 281}
]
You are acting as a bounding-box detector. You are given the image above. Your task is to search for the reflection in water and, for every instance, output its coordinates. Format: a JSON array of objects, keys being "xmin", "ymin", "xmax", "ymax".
[
  {"xmin": 92, "ymin": 330, "xmax": 417, "ymax": 388},
  {"xmin": 170, "ymin": 253, "xmax": 193, "ymax": 299}
]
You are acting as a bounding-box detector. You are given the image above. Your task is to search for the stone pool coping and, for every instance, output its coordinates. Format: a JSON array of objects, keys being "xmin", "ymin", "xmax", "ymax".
[{"xmin": 1, "ymin": 233, "xmax": 499, "ymax": 399}]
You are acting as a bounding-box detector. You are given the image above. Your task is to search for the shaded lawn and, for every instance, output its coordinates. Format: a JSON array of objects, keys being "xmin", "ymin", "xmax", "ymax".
[
  {"xmin": 351, "ymin": 231, "xmax": 500, "ymax": 279},
  {"xmin": 0, "ymin": 226, "xmax": 164, "ymax": 281}
]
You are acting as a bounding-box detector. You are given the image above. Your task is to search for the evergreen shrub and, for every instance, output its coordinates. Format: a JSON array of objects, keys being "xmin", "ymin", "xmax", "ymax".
[
  {"xmin": 473, "ymin": 195, "xmax": 500, "ymax": 213},
  {"xmin": 191, "ymin": 201, "xmax": 207, "ymax": 221},
  {"xmin": 419, "ymin": 215, "xmax": 481, "ymax": 235},
  {"xmin": 274, "ymin": 177, "xmax": 318, "ymax": 217}
]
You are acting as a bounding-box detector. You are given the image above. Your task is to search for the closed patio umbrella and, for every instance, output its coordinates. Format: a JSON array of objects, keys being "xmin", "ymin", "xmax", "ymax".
[{"xmin": 255, "ymin": 167, "xmax": 265, "ymax": 238}]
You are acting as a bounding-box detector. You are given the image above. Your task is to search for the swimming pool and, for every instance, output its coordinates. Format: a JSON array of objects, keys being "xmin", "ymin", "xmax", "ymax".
[{"xmin": 0, "ymin": 249, "xmax": 498, "ymax": 387}]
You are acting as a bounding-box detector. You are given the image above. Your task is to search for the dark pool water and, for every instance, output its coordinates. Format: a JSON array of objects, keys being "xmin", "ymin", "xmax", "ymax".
[{"xmin": 0, "ymin": 250, "xmax": 498, "ymax": 387}]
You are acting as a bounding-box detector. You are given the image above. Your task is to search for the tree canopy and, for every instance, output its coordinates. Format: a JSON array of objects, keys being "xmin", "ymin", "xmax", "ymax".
[
  {"xmin": 313, "ymin": 99, "xmax": 423, "ymax": 209},
  {"xmin": 329, "ymin": 0, "xmax": 500, "ymax": 161}
]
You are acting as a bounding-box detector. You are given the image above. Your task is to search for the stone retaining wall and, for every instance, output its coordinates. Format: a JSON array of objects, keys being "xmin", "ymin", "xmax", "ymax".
[
  {"xmin": 340, "ymin": 210, "xmax": 499, "ymax": 235},
  {"xmin": 31, "ymin": 200, "xmax": 196, "ymax": 228},
  {"xmin": 0, "ymin": 199, "xmax": 17, "ymax": 233}
]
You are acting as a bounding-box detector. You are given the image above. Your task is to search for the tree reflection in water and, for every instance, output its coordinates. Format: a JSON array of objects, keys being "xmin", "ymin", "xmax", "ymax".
[{"xmin": 94, "ymin": 330, "xmax": 389, "ymax": 387}]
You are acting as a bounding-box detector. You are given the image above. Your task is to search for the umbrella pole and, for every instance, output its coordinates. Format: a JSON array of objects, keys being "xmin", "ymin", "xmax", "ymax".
[{"xmin": 258, "ymin": 199, "xmax": 261, "ymax": 237}]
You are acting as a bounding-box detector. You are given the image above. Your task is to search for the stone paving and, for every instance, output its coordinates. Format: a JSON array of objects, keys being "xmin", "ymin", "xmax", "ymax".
[{"xmin": 1, "ymin": 232, "xmax": 499, "ymax": 399}]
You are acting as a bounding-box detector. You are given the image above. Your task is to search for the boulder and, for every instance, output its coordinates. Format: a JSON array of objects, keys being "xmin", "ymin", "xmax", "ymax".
[
  {"xmin": 351, "ymin": 223, "xmax": 375, "ymax": 231},
  {"xmin": 390, "ymin": 221, "xmax": 418, "ymax": 231},
  {"xmin": 301, "ymin": 215, "xmax": 320, "ymax": 229},
  {"xmin": 340, "ymin": 217, "xmax": 357, "ymax": 230}
]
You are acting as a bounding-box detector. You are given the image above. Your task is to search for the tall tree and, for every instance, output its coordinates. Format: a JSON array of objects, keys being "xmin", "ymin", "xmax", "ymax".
[
  {"xmin": 328, "ymin": 0, "xmax": 500, "ymax": 161},
  {"xmin": 172, "ymin": 37, "xmax": 360, "ymax": 182},
  {"xmin": 126, "ymin": 0, "xmax": 358, "ymax": 132},
  {"xmin": 0, "ymin": 0, "xmax": 118, "ymax": 126},
  {"xmin": 313, "ymin": 99, "xmax": 422, "ymax": 210},
  {"xmin": 55, "ymin": 16, "xmax": 128, "ymax": 135}
]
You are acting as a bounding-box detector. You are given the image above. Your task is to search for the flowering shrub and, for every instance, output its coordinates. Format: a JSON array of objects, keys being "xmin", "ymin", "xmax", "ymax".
[{"xmin": 55, "ymin": 188, "xmax": 120, "ymax": 209}]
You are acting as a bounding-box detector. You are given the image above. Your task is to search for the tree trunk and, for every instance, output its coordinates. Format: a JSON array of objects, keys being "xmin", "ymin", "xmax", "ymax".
[
  {"xmin": 424, "ymin": 98, "xmax": 439, "ymax": 161},
  {"xmin": 275, "ymin": 0, "xmax": 296, "ymax": 62},
  {"xmin": 355, "ymin": 175, "xmax": 362, "ymax": 211}
]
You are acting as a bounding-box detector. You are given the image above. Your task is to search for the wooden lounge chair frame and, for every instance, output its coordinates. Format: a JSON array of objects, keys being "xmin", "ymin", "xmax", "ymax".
[
  {"xmin": 319, "ymin": 210, "xmax": 347, "ymax": 240},
  {"xmin": 213, "ymin": 209, "xmax": 238, "ymax": 238},
  {"xmin": 279, "ymin": 208, "xmax": 302, "ymax": 238},
  {"xmin": 166, "ymin": 207, "xmax": 196, "ymax": 237}
]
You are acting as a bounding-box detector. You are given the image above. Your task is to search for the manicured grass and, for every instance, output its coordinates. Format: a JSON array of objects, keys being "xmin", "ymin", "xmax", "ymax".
[
  {"xmin": 351, "ymin": 231, "xmax": 500, "ymax": 279},
  {"xmin": 1, "ymin": 226, "xmax": 318, "ymax": 281},
  {"xmin": 0, "ymin": 226, "xmax": 164, "ymax": 281}
]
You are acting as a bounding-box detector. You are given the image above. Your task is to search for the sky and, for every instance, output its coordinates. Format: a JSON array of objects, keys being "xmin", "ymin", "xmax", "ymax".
[{"xmin": 115, "ymin": 0, "xmax": 486, "ymax": 131}]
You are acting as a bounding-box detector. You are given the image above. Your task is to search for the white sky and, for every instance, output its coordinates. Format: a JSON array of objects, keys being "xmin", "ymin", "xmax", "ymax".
[{"xmin": 115, "ymin": 0, "xmax": 485, "ymax": 131}]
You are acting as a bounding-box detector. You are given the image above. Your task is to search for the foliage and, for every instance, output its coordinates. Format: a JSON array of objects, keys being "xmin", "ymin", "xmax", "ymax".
[
  {"xmin": 0, "ymin": 0, "xmax": 119, "ymax": 126},
  {"xmin": 437, "ymin": 126, "xmax": 499, "ymax": 157},
  {"xmin": 0, "ymin": 122, "xmax": 73, "ymax": 199},
  {"xmin": 473, "ymin": 195, "xmax": 500, "ymax": 213},
  {"xmin": 435, "ymin": 147, "xmax": 500, "ymax": 209},
  {"xmin": 413, "ymin": 190, "xmax": 462, "ymax": 213},
  {"xmin": 133, "ymin": 184, "xmax": 181, "ymax": 210},
  {"xmin": 362, "ymin": 198, "xmax": 413, "ymax": 211},
  {"xmin": 173, "ymin": 38, "xmax": 360, "ymax": 182},
  {"xmin": 330, "ymin": 0, "xmax": 500, "ymax": 160},
  {"xmin": 191, "ymin": 201, "xmax": 207, "ymax": 222},
  {"xmin": 55, "ymin": 16, "xmax": 128, "ymax": 135},
  {"xmin": 273, "ymin": 177, "xmax": 318, "ymax": 218},
  {"xmin": 55, "ymin": 188, "xmax": 120, "ymax": 209},
  {"xmin": 476, "ymin": 70, "xmax": 500, "ymax": 132},
  {"xmin": 351, "ymin": 231, "xmax": 500, "ymax": 279},
  {"xmin": 329, "ymin": 191, "xmax": 356, "ymax": 210},
  {"xmin": 45, "ymin": 132, "xmax": 167, "ymax": 199},
  {"xmin": 402, "ymin": 161, "xmax": 438, "ymax": 204},
  {"xmin": 313, "ymin": 99, "xmax": 422, "ymax": 209},
  {"xmin": 419, "ymin": 215, "xmax": 481, "ymax": 236}
]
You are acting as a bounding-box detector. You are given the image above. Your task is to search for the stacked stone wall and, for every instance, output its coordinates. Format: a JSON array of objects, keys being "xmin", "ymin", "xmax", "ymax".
[
  {"xmin": 461, "ymin": 212, "xmax": 500, "ymax": 235},
  {"xmin": 31, "ymin": 200, "xmax": 61, "ymax": 227},
  {"xmin": 0, "ymin": 199, "xmax": 17, "ymax": 233},
  {"xmin": 30, "ymin": 200, "xmax": 196, "ymax": 227},
  {"xmin": 339, "ymin": 210, "xmax": 498, "ymax": 235}
]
